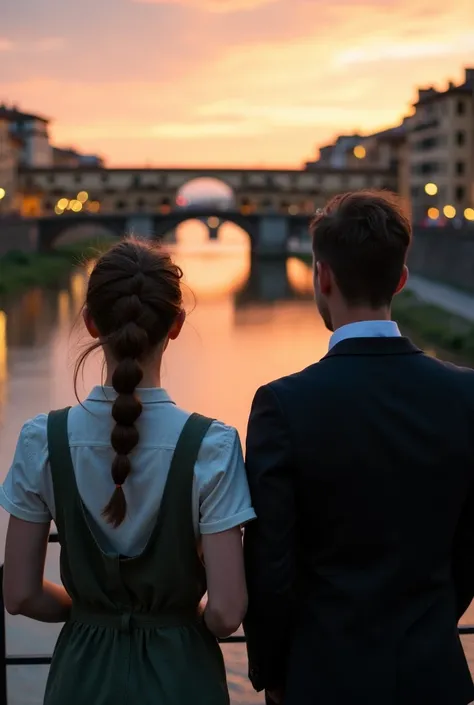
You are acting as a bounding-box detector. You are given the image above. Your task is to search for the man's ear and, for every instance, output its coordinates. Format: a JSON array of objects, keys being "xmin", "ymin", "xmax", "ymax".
[{"xmin": 395, "ymin": 265, "xmax": 408, "ymax": 295}]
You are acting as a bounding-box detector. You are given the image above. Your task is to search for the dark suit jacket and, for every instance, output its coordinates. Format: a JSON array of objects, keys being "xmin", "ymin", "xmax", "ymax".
[{"xmin": 243, "ymin": 336, "xmax": 474, "ymax": 705}]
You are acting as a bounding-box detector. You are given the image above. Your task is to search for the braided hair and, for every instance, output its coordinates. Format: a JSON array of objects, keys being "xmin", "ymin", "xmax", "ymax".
[{"xmin": 74, "ymin": 238, "xmax": 183, "ymax": 527}]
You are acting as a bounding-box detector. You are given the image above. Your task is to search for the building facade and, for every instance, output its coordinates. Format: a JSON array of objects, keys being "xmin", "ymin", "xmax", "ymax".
[
  {"xmin": 18, "ymin": 166, "xmax": 395, "ymax": 218},
  {"xmin": 0, "ymin": 117, "xmax": 19, "ymax": 214},
  {"xmin": 0, "ymin": 105, "xmax": 52, "ymax": 169},
  {"xmin": 408, "ymin": 67, "xmax": 474, "ymax": 224}
]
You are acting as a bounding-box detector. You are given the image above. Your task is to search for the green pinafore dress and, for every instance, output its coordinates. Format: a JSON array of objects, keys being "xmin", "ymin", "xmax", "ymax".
[{"xmin": 44, "ymin": 408, "xmax": 230, "ymax": 705}]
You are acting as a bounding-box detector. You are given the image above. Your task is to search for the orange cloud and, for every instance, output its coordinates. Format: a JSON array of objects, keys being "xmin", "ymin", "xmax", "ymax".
[{"xmin": 3, "ymin": 0, "xmax": 473, "ymax": 167}]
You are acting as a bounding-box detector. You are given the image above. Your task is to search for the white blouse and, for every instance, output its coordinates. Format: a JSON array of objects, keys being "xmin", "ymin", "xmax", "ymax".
[{"xmin": 0, "ymin": 386, "xmax": 256, "ymax": 556}]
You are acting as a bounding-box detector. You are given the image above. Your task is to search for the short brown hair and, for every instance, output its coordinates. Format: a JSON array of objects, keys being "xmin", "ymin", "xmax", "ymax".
[{"xmin": 311, "ymin": 190, "xmax": 411, "ymax": 307}]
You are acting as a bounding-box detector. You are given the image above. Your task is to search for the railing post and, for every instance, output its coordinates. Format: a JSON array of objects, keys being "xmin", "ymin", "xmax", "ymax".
[{"xmin": 0, "ymin": 566, "xmax": 7, "ymax": 705}]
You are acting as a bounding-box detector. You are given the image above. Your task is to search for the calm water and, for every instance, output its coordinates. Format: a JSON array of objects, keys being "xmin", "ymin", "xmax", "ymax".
[{"xmin": 1, "ymin": 224, "xmax": 473, "ymax": 703}]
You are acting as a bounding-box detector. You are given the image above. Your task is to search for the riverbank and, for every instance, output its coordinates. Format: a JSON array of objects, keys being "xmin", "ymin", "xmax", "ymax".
[
  {"xmin": 393, "ymin": 291, "xmax": 474, "ymax": 363},
  {"xmin": 0, "ymin": 239, "xmax": 113, "ymax": 296}
]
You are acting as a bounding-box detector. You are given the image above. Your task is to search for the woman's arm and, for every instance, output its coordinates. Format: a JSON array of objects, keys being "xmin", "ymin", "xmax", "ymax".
[
  {"xmin": 202, "ymin": 526, "xmax": 247, "ymax": 638},
  {"xmin": 3, "ymin": 516, "xmax": 71, "ymax": 622}
]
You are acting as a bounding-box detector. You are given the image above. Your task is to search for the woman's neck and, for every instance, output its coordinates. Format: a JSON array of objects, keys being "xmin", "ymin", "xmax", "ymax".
[{"xmin": 104, "ymin": 360, "xmax": 162, "ymax": 389}]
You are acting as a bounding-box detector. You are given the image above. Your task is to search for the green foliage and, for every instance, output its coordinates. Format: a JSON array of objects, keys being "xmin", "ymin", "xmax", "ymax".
[
  {"xmin": 0, "ymin": 239, "xmax": 113, "ymax": 296},
  {"xmin": 393, "ymin": 291, "xmax": 474, "ymax": 362}
]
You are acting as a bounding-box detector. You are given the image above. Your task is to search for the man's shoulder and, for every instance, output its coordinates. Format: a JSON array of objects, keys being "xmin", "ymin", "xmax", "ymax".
[
  {"xmin": 262, "ymin": 350, "xmax": 474, "ymax": 398},
  {"xmin": 417, "ymin": 353, "xmax": 474, "ymax": 382},
  {"xmin": 262, "ymin": 361, "xmax": 326, "ymax": 399}
]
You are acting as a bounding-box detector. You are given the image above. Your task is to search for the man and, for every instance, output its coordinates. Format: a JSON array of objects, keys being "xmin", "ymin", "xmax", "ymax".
[{"xmin": 243, "ymin": 191, "xmax": 474, "ymax": 705}]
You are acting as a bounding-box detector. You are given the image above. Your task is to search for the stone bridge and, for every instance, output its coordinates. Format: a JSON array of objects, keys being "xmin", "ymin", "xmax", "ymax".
[{"xmin": 36, "ymin": 210, "xmax": 311, "ymax": 255}]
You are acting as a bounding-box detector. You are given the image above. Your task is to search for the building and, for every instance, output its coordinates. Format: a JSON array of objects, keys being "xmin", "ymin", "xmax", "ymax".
[
  {"xmin": 306, "ymin": 134, "xmax": 364, "ymax": 169},
  {"xmin": 408, "ymin": 67, "xmax": 474, "ymax": 224},
  {"xmin": 18, "ymin": 166, "xmax": 393, "ymax": 218},
  {"xmin": 0, "ymin": 117, "xmax": 19, "ymax": 214},
  {"xmin": 53, "ymin": 146, "xmax": 104, "ymax": 168},
  {"xmin": 0, "ymin": 105, "xmax": 52, "ymax": 168}
]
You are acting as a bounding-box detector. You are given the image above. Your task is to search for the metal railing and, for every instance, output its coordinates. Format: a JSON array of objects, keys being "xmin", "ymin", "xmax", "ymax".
[{"xmin": 0, "ymin": 533, "xmax": 473, "ymax": 705}]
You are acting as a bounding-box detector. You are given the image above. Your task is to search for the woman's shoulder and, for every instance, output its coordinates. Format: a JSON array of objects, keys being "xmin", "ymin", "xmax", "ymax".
[
  {"xmin": 200, "ymin": 417, "xmax": 240, "ymax": 453},
  {"xmin": 16, "ymin": 413, "xmax": 49, "ymax": 453}
]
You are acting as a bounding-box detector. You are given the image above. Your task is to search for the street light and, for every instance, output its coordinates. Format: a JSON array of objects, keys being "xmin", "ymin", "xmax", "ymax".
[
  {"xmin": 427, "ymin": 207, "xmax": 439, "ymax": 220},
  {"xmin": 465, "ymin": 208, "xmax": 474, "ymax": 221},
  {"xmin": 0, "ymin": 188, "xmax": 5, "ymax": 200},
  {"xmin": 443, "ymin": 205, "xmax": 456, "ymax": 219},
  {"xmin": 424, "ymin": 183, "xmax": 438, "ymax": 196},
  {"xmin": 353, "ymin": 145, "xmax": 366, "ymax": 159}
]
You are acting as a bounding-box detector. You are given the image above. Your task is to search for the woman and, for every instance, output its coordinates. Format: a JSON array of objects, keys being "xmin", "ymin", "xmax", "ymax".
[{"xmin": 0, "ymin": 238, "xmax": 255, "ymax": 705}]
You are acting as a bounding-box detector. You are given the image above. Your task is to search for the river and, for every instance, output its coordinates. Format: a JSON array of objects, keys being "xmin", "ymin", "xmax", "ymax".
[{"xmin": 0, "ymin": 223, "xmax": 473, "ymax": 704}]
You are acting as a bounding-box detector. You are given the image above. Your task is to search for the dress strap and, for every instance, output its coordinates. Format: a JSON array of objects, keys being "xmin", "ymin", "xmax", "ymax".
[
  {"xmin": 146, "ymin": 413, "xmax": 213, "ymax": 549},
  {"xmin": 47, "ymin": 407, "xmax": 74, "ymax": 533}
]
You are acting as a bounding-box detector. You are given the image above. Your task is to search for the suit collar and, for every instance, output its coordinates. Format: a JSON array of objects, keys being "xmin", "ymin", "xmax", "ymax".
[{"xmin": 321, "ymin": 336, "xmax": 423, "ymax": 359}]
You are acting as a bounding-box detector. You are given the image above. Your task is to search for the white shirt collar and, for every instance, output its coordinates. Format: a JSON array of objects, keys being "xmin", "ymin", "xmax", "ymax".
[
  {"xmin": 86, "ymin": 386, "xmax": 175, "ymax": 404},
  {"xmin": 329, "ymin": 320, "xmax": 401, "ymax": 350}
]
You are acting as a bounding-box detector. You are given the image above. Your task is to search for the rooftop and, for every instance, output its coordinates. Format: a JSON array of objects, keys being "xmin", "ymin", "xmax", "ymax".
[
  {"xmin": 0, "ymin": 104, "xmax": 49, "ymax": 124},
  {"xmin": 414, "ymin": 67, "xmax": 474, "ymax": 107}
]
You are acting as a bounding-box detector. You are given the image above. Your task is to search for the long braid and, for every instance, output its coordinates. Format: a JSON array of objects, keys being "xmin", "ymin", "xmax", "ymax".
[{"xmin": 74, "ymin": 238, "xmax": 183, "ymax": 528}]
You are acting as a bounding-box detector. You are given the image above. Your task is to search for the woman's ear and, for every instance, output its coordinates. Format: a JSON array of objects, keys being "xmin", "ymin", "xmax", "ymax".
[
  {"xmin": 168, "ymin": 309, "xmax": 186, "ymax": 341},
  {"xmin": 83, "ymin": 308, "xmax": 100, "ymax": 339}
]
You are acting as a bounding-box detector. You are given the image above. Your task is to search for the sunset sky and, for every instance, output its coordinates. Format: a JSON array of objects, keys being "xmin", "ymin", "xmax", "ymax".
[{"xmin": 2, "ymin": 0, "xmax": 473, "ymax": 167}]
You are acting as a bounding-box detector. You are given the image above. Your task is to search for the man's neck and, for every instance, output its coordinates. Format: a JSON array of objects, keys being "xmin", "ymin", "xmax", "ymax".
[{"xmin": 331, "ymin": 307, "xmax": 391, "ymax": 332}]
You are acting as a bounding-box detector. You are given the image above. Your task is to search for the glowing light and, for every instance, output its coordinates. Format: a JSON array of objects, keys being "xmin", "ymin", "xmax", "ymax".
[
  {"xmin": 54, "ymin": 205, "xmax": 64, "ymax": 215},
  {"xmin": 353, "ymin": 145, "xmax": 366, "ymax": 159},
  {"xmin": 207, "ymin": 216, "xmax": 220, "ymax": 228},
  {"xmin": 70, "ymin": 200, "xmax": 83, "ymax": 213},
  {"xmin": 87, "ymin": 200, "xmax": 101, "ymax": 213},
  {"xmin": 77, "ymin": 191, "xmax": 89, "ymax": 203},
  {"xmin": 286, "ymin": 257, "xmax": 313, "ymax": 296},
  {"xmin": 0, "ymin": 188, "xmax": 5, "ymax": 200},
  {"xmin": 464, "ymin": 208, "xmax": 474, "ymax": 221},
  {"xmin": 443, "ymin": 205, "xmax": 456, "ymax": 219},
  {"xmin": 427, "ymin": 207, "xmax": 439, "ymax": 220},
  {"xmin": 57, "ymin": 198, "xmax": 69, "ymax": 210},
  {"xmin": 424, "ymin": 183, "xmax": 438, "ymax": 196},
  {"xmin": 288, "ymin": 205, "xmax": 299, "ymax": 215}
]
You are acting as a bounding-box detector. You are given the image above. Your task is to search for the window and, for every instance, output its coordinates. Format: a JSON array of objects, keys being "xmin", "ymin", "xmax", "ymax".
[
  {"xmin": 47, "ymin": 174, "xmax": 55, "ymax": 184},
  {"xmin": 136, "ymin": 198, "xmax": 145, "ymax": 209},
  {"xmin": 455, "ymin": 186, "xmax": 465, "ymax": 202},
  {"xmin": 411, "ymin": 186, "xmax": 420, "ymax": 199},
  {"xmin": 456, "ymin": 161, "xmax": 465, "ymax": 176},
  {"xmin": 116, "ymin": 200, "xmax": 126, "ymax": 210},
  {"xmin": 74, "ymin": 174, "xmax": 82, "ymax": 184},
  {"xmin": 101, "ymin": 173, "xmax": 108, "ymax": 183},
  {"xmin": 457, "ymin": 100, "xmax": 466, "ymax": 115},
  {"xmin": 456, "ymin": 131, "xmax": 466, "ymax": 146}
]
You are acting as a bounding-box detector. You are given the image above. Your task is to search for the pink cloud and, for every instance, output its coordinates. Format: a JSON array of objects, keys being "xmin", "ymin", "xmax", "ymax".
[{"xmin": 133, "ymin": 0, "xmax": 278, "ymax": 12}]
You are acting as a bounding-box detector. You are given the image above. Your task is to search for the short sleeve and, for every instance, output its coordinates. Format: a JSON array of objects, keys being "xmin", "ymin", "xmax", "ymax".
[
  {"xmin": 0, "ymin": 415, "xmax": 52, "ymax": 523},
  {"xmin": 195, "ymin": 421, "xmax": 256, "ymax": 535}
]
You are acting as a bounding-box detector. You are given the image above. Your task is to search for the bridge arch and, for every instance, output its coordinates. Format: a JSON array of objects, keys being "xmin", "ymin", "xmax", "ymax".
[
  {"xmin": 152, "ymin": 210, "xmax": 258, "ymax": 245},
  {"xmin": 175, "ymin": 177, "xmax": 235, "ymax": 209},
  {"xmin": 37, "ymin": 214, "xmax": 128, "ymax": 252}
]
